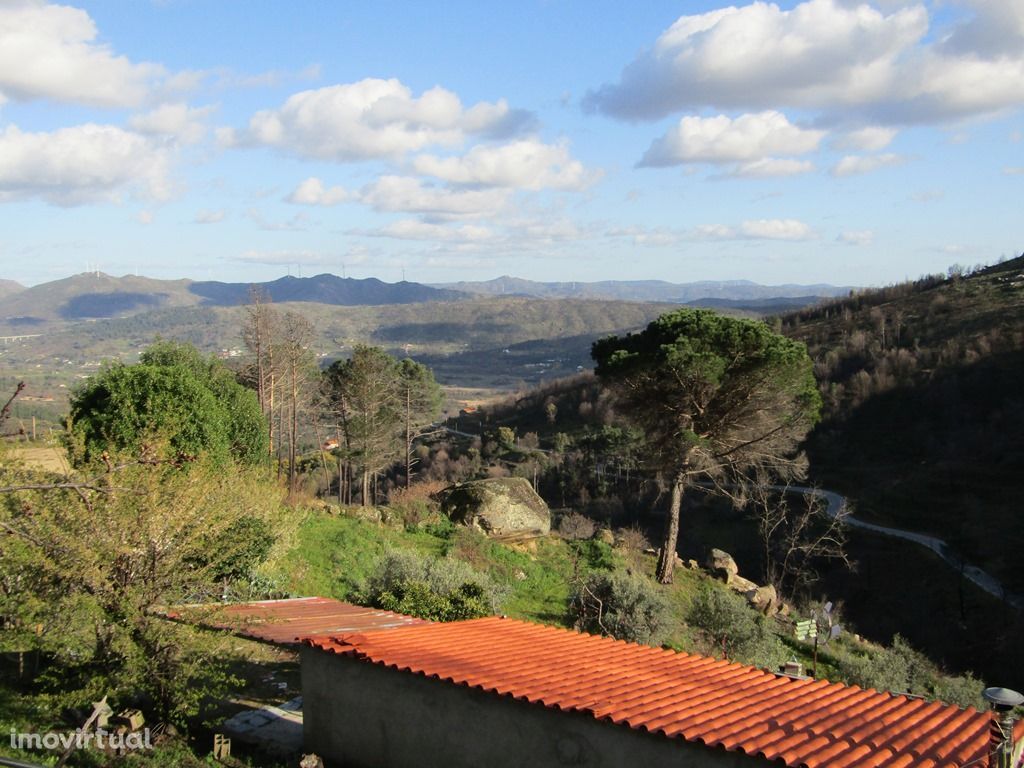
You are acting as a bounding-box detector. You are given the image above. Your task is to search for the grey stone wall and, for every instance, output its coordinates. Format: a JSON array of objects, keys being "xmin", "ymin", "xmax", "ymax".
[{"xmin": 301, "ymin": 646, "xmax": 767, "ymax": 768}]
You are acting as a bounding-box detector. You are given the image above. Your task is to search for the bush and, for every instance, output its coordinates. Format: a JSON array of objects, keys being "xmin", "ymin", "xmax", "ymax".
[
  {"xmin": 569, "ymin": 539, "xmax": 615, "ymax": 571},
  {"xmin": 385, "ymin": 483, "xmax": 446, "ymax": 532},
  {"xmin": 360, "ymin": 550, "xmax": 506, "ymax": 621},
  {"xmin": 570, "ymin": 570, "xmax": 672, "ymax": 645},
  {"xmin": 686, "ymin": 584, "xmax": 787, "ymax": 668},
  {"xmin": 558, "ymin": 511, "xmax": 596, "ymax": 541}
]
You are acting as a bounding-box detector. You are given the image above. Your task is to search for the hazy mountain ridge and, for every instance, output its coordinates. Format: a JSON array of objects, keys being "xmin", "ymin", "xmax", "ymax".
[
  {"xmin": 0, "ymin": 279, "xmax": 25, "ymax": 301},
  {"xmin": 0, "ymin": 272, "xmax": 466, "ymax": 333},
  {"xmin": 188, "ymin": 273, "xmax": 467, "ymax": 307},
  {"xmin": 0, "ymin": 271, "xmax": 845, "ymax": 335},
  {"xmin": 434, "ymin": 275, "xmax": 852, "ymax": 303}
]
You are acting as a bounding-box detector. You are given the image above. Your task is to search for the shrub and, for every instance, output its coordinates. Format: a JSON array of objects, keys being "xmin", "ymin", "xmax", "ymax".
[
  {"xmin": 387, "ymin": 480, "xmax": 447, "ymax": 531},
  {"xmin": 686, "ymin": 584, "xmax": 786, "ymax": 668},
  {"xmin": 360, "ymin": 550, "xmax": 506, "ymax": 621},
  {"xmin": 570, "ymin": 570, "xmax": 672, "ymax": 645},
  {"xmin": 558, "ymin": 511, "xmax": 596, "ymax": 541}
]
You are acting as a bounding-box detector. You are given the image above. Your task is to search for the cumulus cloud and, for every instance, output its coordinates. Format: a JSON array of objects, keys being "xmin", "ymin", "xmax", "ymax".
[
  {"xmin": 610, "ymin": 219, "xmax": 815, "ymax": 244},
  {"xmin": 233, "ymin": 78, "xmax": 534, "ymax": 161},
  {"xmin": 833, "ymin": 126, "xmax": 898, "ymax": 151},
  {"xmin": 286, "ymin": 177, "xmax": 351, "ymax": 206},
  {"xmin": 737, "ymin": 219, "xmax": 816, "ymax": 240},
  {"xmin": 727, "ymin": 158, "xmax": 816, "ymax": 178},
  {"xmin": 355, "ymin": 219, "xmax": 494, "ymax": 243},
  {"xmin": 831, "ymin": 153, "xmax": 906, "ymax": 176},
  {"xmin": 584, "ymin": 0, "xmax": 1024, "ymax": 125},
  {"xmin": 838, "ymin": 229, "xmax": 875, "ymax": 245},
  {"xmin": 0, "ymin": 123, "xmax": 171, "ymax": 205},
  {"xmin": 129, "ymin": 103, "xmax": 214, "ymax": 145},
  {"xmin": 360, "ymin": 176, "xmax": 509, "ymax": 217},
  {"xmin": 640, "ymin": 112, "xmax": 825, "ymax": 167},
  {"xmin": 412, "ymin": 139, "xmax": 596, "ymax": 190},
  {"xmin": 0, "ymin": 0, "xmax": 163, "ymax": 107}
]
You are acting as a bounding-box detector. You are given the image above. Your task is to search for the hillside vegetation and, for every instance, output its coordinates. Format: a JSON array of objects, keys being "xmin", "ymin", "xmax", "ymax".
[{"xmin": 781, "ymin": 256, "xmax": 1024, "ymax": 593}]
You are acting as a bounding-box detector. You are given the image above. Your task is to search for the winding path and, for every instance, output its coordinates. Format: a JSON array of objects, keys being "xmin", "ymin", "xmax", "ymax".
[{"xmin": 783, "ymin": 485, "xmax": 1024, "ymax": 611}]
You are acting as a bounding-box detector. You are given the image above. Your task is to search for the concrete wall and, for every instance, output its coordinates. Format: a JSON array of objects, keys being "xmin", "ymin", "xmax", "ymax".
[{"xmin": 301, "ymin": 646, "xmax": 768, "ymax": 768}]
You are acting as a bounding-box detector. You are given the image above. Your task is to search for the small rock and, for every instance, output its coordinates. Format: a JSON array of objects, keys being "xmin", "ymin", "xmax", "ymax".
[{"xmin": 686, "ymin": 559, "xmax": 699, "ymax": 571}]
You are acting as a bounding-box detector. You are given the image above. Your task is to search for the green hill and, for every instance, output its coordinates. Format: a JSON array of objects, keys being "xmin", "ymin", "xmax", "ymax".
[{"xmin": 780, "ymin": 255, "xmax": 1024, "ymax": 593}]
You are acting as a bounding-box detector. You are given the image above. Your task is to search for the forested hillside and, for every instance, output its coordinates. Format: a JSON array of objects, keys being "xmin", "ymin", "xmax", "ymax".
[{"xmin": 781, "ymin": 255, "xmax": 1024, "ymax": 594}]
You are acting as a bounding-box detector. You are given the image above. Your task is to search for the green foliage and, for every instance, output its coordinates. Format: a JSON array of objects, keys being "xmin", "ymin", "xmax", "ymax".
[
  {"xmin": 686, "ymin": 584, "xmax": 786, "ymax": 668},
  {"xmin": 570, "ymin": 570, "xmax": 672, "ymax": 645},
  {"xmin": 65, "ymin": 341, "xmax": 266, "ymax": 467},
  {"xmin": 199, "ymin": 516, "xmax": 276, "ymax": 583},
  {"xmin": 360, "ymin": 549, "xmax": 505, "ymax": 621},
  {"xmin": 0, "ymin": 458, "xmax": 284, "ymax": 723},
  {"xmin": 569, "ymin": 539, "xmax": 615, "ymax": 571},
  {"xmin": 593, "ymin": 309, "xmax": 821, "ymax": 469}
]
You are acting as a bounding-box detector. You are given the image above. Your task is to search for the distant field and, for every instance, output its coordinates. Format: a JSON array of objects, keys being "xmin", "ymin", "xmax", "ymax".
[{"xmin": 6, "ymin": 443, "xmax": 69, "ymax": 472}]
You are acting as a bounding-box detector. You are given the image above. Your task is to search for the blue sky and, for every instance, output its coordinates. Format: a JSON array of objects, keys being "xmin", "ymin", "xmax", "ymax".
[{"xmin": 0, "ymin": 0, "xmax": 1021, "ymax": 287}]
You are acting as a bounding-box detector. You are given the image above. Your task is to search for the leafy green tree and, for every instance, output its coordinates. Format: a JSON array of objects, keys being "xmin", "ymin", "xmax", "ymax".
[
  {"xmin": 0, "ymin": 458, "xmax": 285, "ymax": 722},
  {"xmin": 592, "ymin": 309, "xmax": 820, "ymax": 583},
  {"xmin": 397, "ymin": 358, "xmax": 443, "ymax": 488},
  {"xmin": 324, "ymin": 346, "xmax": 402, "ymax": 505},
  {"xmin": 66, "ymin": 341, "xmax": 267, "ymax": 467}
]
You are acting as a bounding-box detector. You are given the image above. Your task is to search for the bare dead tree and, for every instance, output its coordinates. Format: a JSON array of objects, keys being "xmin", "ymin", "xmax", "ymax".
[{"xmin": 748, "ymin": 475, "xmax": 850, "ymax": 598}]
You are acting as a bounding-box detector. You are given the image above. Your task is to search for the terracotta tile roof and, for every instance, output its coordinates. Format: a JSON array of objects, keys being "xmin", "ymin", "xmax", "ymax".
[
  {"xmin": 172, "ymin": 597, "xmax": 426, "ymax": 646},
  {"xmin": 302, "ymin": 616, "xmax": 1023, "ymax": 768}
]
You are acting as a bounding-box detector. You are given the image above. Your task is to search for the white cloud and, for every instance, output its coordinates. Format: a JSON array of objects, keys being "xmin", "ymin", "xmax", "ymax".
[
  {"xmin": 195, "ymin": 209, "xmax": 225, "ymax": 224},
  {"xmin": 727, "ymin": 158, "xmax": 816, "ymax": 178},
  {"xmin": 235, "ymin": 78, "xmax": 533, "ymax": 161},
  {"xmin": 286, "ymin": 177, "xmax": 351, "ymax": 206},
  {"xmin": 360, "ymin": 176, "xmax": 509, "ymax": 217},
  {"xmin": 640, "ymin": 111, "xmax": 825, "ymax": 167},
  {"xmin": 0, "ymin": 0, "xmax": 163, "ymax": 107},
  {"xmin": 136, "ymin": 210, "xmax": 154, "ymax": 225},
  {"xmin": 833, "ymin": 126, "xmax": 898, "ymax": 151},
  {"xmin": 584, "ymin": 0, "xmax": 1024, "ymax": 125},
  {"xmin": 838, "ymin": 229, "xmax": 875, "ymax": 245},
  {"xmin": 0, "ymin": 123, "xmax": 171, "ymax": 205},
  {"xmin": 609, "ymin": 219, "xmax": 815, "ymax": 243},
  {"xmin": 1003, "ymin": 166, "xmax": 1024, "ymax": 175},
  {"xmin": 831, "ymin": 153, "xmax": 906, "ymax": 176},
  {"xmin": 355, "ymin": 219, "xmax": 494, "ymax": 243},
  {"xmin": 129, "ymin": 103, "xmax": 213, "ymax": 145},
  {"xmin": 738, "ymin": 219, "xmax": 815, "ymax": 240},
  {"xmin": 412, "ymin": 139, "xmax": 596, "ymax": 190}
]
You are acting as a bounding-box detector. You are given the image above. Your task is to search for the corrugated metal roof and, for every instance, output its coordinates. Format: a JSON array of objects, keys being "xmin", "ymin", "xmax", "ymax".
[
  {"xmin": 303, "ymin": 616, "xmax": 1022, "ymax": 768},
  {"xmin": 174, "ymin": 597, "xmax": 426, "ymax": 646}
]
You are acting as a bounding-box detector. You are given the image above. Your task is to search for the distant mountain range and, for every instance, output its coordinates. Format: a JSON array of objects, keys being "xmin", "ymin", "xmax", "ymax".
[
  {"xmin": 433, "ymin": 276, "xmax": 852, "ymax": 303},
  {"xmin": 0, "ymin": 273, "xmax": 465, "ymax": 330},
  {"xmin": 0, "ymin": 271, "xmax": 850, "ymax": 333}
]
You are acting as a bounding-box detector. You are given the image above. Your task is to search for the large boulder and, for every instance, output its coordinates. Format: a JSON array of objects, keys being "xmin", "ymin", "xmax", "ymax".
[
  {"xmin": 745, "ymin": 584, "xmax": 779, "ymax": 615},
  {"xmin": 437, "ymin": 478, "xmax": 551, "ymax": 540},
  {"xmin": 706, "ymin": 548, "xmax": 740, "ymax": 585}
]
